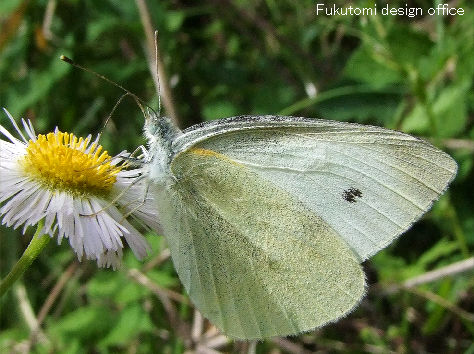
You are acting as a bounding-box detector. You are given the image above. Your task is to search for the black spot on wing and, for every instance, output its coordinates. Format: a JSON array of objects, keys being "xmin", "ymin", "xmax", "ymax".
[{"xmin": 343, "ymin": 187, "xmax": 363, "ymax": 203}]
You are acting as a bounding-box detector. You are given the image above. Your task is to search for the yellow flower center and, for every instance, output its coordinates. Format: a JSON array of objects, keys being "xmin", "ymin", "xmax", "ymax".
[{"xmin": 20, "ymin": 131, "xmax": 122, "ymax": 197}]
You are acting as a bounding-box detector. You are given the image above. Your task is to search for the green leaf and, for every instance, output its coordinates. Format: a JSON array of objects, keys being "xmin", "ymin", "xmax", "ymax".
[
  {"xmin": 0, "ymin": 328, "xmax": 28, "ymax": 352},
  {"xmin": 114, "ymin": 281, "xmax": 148, "ymax": 304},
  {"xmin": 315, "ymin": 90, "xmax": 402, "ymax": 125},
  {"xmin": 50, "ymin": 306, "xmax": 112, "ymax": 336},
  {"xmin": 412, "ymin": 239, "xmax": 458, "ymax": 269},
  {"xmin": 98, "ymin": 304, "xmax": 153, "ymax": 348},
  {"xmin": 147, "ymin": 269, "xmax": 180, "ymax": 289},
  {"xmin": 402, "ymin": 81, "xmax": 469, "ymax": 137},
  {"xmin": 166, "ymin": 11, "xmax": 186, "ymax": 32},
  {"xmin": 202, "ymin": 101, "xmax": 239, "ymax": 120},
  {"xmin": 251, "ymin": 83, "xmax": 296, "ymax": 114},
  {"xmin": 431, "ymin": 82, "xmax": 469, "ymax": 137},
  {"xmin": 87, "ymin": 271, "xmax": 124, "ymax": 298},
  {"xmin": 386, "ymin": 25, "xmax": 433, "ymax": 69},
  {"xmin": 401, "ymin": 103, "xmax": 429, "ymax": 134},
  {"xmin": 5, "ymin": 50, "xmax": 71, "ymax": 115},
  {"xmin": 422, "ymin": 279, "xmax": 452, "ymax": 335},
  {"xmin": 370, "ymin": 251, "xmax": 407, "ymax": 283},
  {"xmin": 344, "ymin": 46, "xmax": 402, "ymax": 88}
]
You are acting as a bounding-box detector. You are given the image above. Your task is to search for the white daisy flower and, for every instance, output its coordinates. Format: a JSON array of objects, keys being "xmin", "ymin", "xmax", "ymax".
[{"xmin": 0, "ymin": 109, "xmax": 155, "ymax": 269}]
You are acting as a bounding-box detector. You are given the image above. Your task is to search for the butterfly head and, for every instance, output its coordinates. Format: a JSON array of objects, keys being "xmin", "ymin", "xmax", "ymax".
[
  {"xmin": 143, "ymin": 110, "xmax": 182, "ymax": 184},
  {"xmin": 144, "ymin": 110, "xmax": 181, "ymax": 146}
]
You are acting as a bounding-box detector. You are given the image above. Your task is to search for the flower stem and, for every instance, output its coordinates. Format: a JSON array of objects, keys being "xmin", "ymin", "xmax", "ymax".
[{"xmin": 0, "ymin": 221, "xmax": 50, "ymax": 297}]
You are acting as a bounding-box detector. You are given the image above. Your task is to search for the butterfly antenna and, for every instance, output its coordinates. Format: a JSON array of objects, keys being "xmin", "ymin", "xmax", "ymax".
[
  {"xmin": 154, "ymin": 30, "xmax": 162, "ymax": 117},
  {"xmin": 60, "ymin": 55, "xmax": 157, "ymax": 120},
  {"xmin": 101, "ymin": 92, "xmax": 136, "ymax": 134}
]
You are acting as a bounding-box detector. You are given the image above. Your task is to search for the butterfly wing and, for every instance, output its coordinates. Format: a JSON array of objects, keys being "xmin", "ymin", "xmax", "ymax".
[
  {"xmin": 172, "ymin": 116, "xmax": 457, "ymax": 261},
  {"xmin": 155, "ymin": 147, "xmax": 365, "ymax": 339}
]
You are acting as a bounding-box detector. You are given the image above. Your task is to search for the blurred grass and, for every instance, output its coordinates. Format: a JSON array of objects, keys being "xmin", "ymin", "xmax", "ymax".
[{"xmin": 0, "ymin": 0, "xmax": 473, "ymax": 353}]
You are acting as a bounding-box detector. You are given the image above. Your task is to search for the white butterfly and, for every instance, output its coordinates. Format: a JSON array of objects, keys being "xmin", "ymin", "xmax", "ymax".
[{"xmin": 142, "ymin": 114, "xmax": 457, "ymax": 339}]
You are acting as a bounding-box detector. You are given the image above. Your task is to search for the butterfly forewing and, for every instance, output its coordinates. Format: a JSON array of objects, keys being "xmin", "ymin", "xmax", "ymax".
[{"xmin": 173, "ymin": 116, "xmax": 457, "ymax": 260}]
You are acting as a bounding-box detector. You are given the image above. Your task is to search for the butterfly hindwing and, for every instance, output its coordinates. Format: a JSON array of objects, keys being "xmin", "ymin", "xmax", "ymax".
[{"xmin": 154, "ymin": 146, "xmax": 365, "ymax": 339}]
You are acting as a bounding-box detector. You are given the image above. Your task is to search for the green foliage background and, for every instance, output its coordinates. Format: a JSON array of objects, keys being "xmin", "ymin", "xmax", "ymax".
[{"xmin": 0, "ymin": 0, "xmax": 473, "ymax": 353}]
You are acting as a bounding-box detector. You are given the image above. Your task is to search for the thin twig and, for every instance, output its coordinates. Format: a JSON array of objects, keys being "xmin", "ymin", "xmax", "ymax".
[
  {"xmin": 203, "ymin": 325, "xmax": 221, "ymax": 339},
  {"xmin": 41, "ymin": 0, "xmax": 56, "ymax": 40},
  {"xmin": 27, "ymin": 261, "xmax": 79, "ymax": 349},
  {"xmin": 405, "ymin": 287, "xmax": 474, "ymax": 323},
  {"xmin": 128, "ymin": 268, "xmax": 188, "ymax": 304},
  {"xmin": 441, "ymin": 138, "xmax": 474, "ymax": 152},
  {"xmin": 384, "ymin": 257, "xmax": 474, "ymax": 294},
  {"xmin": 202, "ymin": 334, "xmax": 229, "ymax": 349},
  {"xmin": 194, "ymin": 346, "xmax": 223, "ymax": 354},
  {"xmin": 0, "ymin": 0, "xmax": 30, "ymax": 52},
  {"xmin": 270, "ymin": 337, "xmax": 314, "ymax": 354},
  {"xmin": 403, "ymin": 257, "xmax": 474, "ymax": 289},
  {"xmin": 128, "ymin": 268, "xmax": 191, "ymax": 344},
  {"xmin": 14, "ymin": 284, "xmax": 49, "ymax": 347},
  {"xmin": 190, "ymin": 310, "xmax": 229, "ymax": 353},
  {"xmin": 142, "ymin": 248, "xmax": 171, "ymax": 273},
  {"xmin": 135, "ymin": 0, "xmax": 180, "ymax": 127},
  {"xmin": 192, "ymin": 309, "xmax": 204, "ymax": 341},
  {"xmin": 36, "ymin": 262, "xmax": 79, "ymax": 325},
  {"xmin": 379, "ymin": 257, "xmax": 474, "ymax": 323},
  {"xmin": 246, "ymin": 341, "xmax": 256, "ymax": 354}
]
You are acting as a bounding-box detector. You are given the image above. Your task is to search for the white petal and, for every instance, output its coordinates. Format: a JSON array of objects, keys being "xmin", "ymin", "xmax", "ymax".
[{"xmin": 2, "ymin": 109, "xmax": 27, "ymax": 143}]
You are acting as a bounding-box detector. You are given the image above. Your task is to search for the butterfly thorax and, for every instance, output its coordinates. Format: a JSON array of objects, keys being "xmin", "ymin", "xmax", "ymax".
[{"xmin": 144, "ymin": 114, "xmax": 181, "ymax": 186}]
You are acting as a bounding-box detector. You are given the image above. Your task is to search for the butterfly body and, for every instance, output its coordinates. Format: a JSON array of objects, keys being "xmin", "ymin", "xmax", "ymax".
[{"xmin": 144, "ymin": 115, "xmax": 180, "ymax": 185}]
